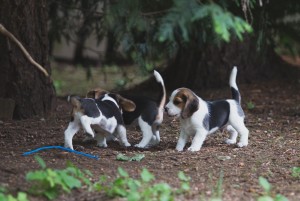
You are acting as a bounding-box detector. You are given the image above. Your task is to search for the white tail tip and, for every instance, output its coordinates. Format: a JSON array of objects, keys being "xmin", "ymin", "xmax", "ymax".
[
  {"xmin": 153, "ymin": 70, "xmax": 164, "ymax": 84},
  {"xmin": 229, "ymin": 66, "xmax": 238, "ymax": 89}
]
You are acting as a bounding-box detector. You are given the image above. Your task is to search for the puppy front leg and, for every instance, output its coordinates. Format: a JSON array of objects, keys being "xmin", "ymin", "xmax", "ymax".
[
  {"xmin": 188, "ymin": 129, "xmax": 207, "ymax": 152},
  {"xmin": 176, "ymin": 130, "xmax": 188, "ymax": 151},
  {"xmin": 64, "ymin": 121, "xmax": 80, "ymax": 150}
]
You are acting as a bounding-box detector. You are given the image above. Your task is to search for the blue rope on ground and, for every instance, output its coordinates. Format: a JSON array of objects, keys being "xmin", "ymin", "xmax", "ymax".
[{"xmin": 22, "ymin": 145, "xmax": 99, "ymax": 160}]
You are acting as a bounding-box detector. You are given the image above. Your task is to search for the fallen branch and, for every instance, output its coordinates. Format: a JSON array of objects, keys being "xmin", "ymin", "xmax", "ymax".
[{"xmin": 0, "ymin": 23, "xmax": 49, "ymax": 77}]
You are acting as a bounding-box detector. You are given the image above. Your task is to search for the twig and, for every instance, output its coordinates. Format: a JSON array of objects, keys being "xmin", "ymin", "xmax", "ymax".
[{"xmin": 0, "ymin": 23, "xmax": 49, "ymax": 77}]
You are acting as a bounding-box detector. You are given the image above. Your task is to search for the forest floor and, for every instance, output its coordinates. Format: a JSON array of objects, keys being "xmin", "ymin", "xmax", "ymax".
[{"xmin": 0, "ymin": 76, "xmax": 300, "ymax": 201}]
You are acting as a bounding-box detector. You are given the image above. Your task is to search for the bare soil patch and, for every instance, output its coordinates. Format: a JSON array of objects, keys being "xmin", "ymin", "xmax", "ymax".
[{"xmin": 0, "ymin": 79, "xmax": 299, "ymax": 201}]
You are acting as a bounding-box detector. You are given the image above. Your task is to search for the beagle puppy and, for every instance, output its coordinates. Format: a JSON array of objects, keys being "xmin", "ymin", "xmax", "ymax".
[
  {"xmin": 165, "ymin": 67, "xmax": 249, "ymax": 152},
  {"xmin": 64, "ymin": 93, "xmax": 136, "ymax": 150},
  {"xmin": 86, "ymin": 70, "xmax": 166, "ymax": 148}
]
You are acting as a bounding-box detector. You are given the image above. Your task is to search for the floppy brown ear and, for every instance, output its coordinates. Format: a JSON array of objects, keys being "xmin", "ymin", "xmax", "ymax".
[
  {"xmin": 181, "ymin": 93, "xmax": 199, "ymax": 119},
  {"xmin": 116, "ymin": 94, "xmax": 136, "ymax": 112},
  {"xmin": 86, "ymin": 88, "xmax": 107, "ymax": 99}
]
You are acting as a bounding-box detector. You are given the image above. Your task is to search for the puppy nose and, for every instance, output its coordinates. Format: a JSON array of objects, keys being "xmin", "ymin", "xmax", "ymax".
[{"xmin": 164, "ymin": 107, "xmax": 168, "ymax": 112}]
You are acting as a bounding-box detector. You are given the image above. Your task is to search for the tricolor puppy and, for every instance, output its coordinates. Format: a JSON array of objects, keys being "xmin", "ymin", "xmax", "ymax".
[
  {"xmin": 64, "ymin": 93, "xmax": 136, "ymax": 150},
  {"xmin": 164, "ymin": 67, "xmax": 249, "ymax": 152},
  {"xmin": 86, "ymin": 70, "xmax": 166, "ymax": 148}
]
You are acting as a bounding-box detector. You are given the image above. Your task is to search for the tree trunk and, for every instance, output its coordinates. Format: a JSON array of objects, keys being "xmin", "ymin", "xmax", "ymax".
[
  {"xmin": 163, "ymin": 36, "xmax": 294, "ymax": 90},
  {"xmin": 124, "ymin": 36, "xmax": 298, "ymax": 96},
  {"xmin": 0, "ymin": 0, "xmax": 56, "ymax": 119}
]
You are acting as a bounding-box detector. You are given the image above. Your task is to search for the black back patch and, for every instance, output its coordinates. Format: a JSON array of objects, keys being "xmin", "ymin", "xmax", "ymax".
[
  {"xmin": 207, "ymin": 100, "xmax": 230, "ymax": 130},
  {"xmin": 121, "ymin": 95, "xmax": 158, "ymax": 126},
  {"xmin": 80, "ymin": 99, "xmax": 100, "ymax": 118},
  {"xmin": 95, "ymin": 99, "xmax": 124, "ymax": 125}
]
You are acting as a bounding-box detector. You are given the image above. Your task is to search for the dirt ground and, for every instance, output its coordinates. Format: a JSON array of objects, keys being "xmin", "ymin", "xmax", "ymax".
[{"xmin": 0, "ymin": 78, "xmax": 299, "ymax": 201}]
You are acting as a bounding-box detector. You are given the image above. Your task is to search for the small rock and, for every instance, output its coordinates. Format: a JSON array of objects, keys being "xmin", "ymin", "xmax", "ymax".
[{"xmin": 217, "ymin": 156, "xmax": 231, "ymax": 161}]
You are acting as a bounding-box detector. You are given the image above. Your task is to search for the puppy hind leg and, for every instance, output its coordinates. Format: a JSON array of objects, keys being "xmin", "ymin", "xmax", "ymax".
[
  {"xmin": 64, "ymin": 121, "xmax": 80, "ymax": 150},
  {"xmin": 135, "ymin": 118, "xmax": 153, "ymax": 148},
  {"xmin": 231, "ymin": 121, "xmax": 249, "ymax": 148},
  {"xmin": 95, "ymin": 133, "xmax": 107, "ymax": 148},
  {"xmin": 115, "ymin": 125, "xmax": 131, "ymax": 147},
  {"xmin": 147, "ymin": 125, "xmax": 161, "ymax": 147},
  {"xmin": 80, "ymin": 116, "xmax": 95, "ymax": 138},
  {"xmin": 224, "ymin": 125, "xmax": 238, "ymax": 145}
]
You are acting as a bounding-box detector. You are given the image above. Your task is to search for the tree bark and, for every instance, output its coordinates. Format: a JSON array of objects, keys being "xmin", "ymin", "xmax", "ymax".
[
  {"xmin": 0, "ymin": 0, "xmax": 56, "ymax": 119},
  {"xmin": 124, "ymin": 35, "xmax": 298, "ymax": 96},
  {"xmin": 163, "ymin": 36, "xmax": 294, "ymax": 90}
]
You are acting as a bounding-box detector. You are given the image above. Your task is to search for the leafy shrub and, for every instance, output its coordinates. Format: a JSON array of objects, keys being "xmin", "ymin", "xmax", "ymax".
[
  {"xmin": 26, "ymin": 155, "xmax": 92, "ymax": 200},
  {"xmin": 94, "ymin": 167, "xmax": 190, "ymax": 201},
  {"xmin": 0, "ymin": 187, "xmax": 29, "ymax": 201}
]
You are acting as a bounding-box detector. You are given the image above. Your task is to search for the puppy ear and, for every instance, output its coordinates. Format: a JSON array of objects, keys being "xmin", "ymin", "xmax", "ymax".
[
  {"xmin": 86, "ymin": 90, "xmax": 96, "ymax": 98},
  {"xmin": 181, "ymin": 93, "xmax": 199, "ymax": 119},
  {"xmin": 116, "ymin": 95, "xmax": 136, "ymax": 112},
  {"xmin": 86, "ymin": 88, "xmax": 107, "ymax": 99}
]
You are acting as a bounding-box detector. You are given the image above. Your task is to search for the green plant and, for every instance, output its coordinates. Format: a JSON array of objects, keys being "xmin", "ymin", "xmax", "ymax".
[
  {"xmin": 95, "ymin": 167, "xmax": 190, "ymax": 201},
  {"xmin": 247, "ymin": 101, "xmax": 255, "ymax": 110},
  {"xmin": 26, "ymin": 155, "xmax": 92, "ymax": 200},
  {"xmin": 53, "ymin": 79, "xmax": 65, "ymax": 95},
  {"xmin": 257, "ymin": 177, "xmax": 288, "ymax": 201},
  {"xmin": 0, "ymin": 187, "xmax": 29, "ymax": 201},
  {"xmin": 291, "ymin": 167, "xmax": 300, "ymax": 178}
]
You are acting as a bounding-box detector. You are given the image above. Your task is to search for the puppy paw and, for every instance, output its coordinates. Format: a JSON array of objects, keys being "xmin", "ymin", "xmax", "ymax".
[
  {"xmin": 225, "ymin": 139, "xmax": 236, "ymax": 145},
  {"xmin": 237, "ymin": 142, "xmax": 248, "ymax": 148},
  {"xmin": 123, "ymin": 142, "xmax": 131, "ymax": 147},
  {"xmin": 134, "ymin": 143, "xmax": 146, "ymax": 148},
  {"xmin": 97, "ymin": 143, "xmax": 107, "ymax": 148},
  {"xmin": 64, "ymin": 144, "xmax": 74, "ymax": 150},
  {"xmin": 176, "ymin": 146, "xmax": 184, "ymax": 152},
  {"xmin": 187, "ymin": 146, "xmax": 200, "ymax": 152}
]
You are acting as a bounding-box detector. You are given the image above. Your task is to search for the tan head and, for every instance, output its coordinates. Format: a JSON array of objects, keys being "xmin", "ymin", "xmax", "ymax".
[
  {"xmin": 86, "ymin": 88, "xmax": 108, "ymax": 99},
  {"xmin": 165, "ymin": 88, "xmax": 199, "ymax": 119},
  {"xmin": 86, "ymin": 88, "xmax": 136, "ymax": 112}
]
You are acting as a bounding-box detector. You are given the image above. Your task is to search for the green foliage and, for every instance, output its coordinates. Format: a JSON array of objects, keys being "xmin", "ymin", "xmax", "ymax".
[
  {"xmin": 257, "ymin": 177, "xmax": 288, "ymax": 201},
  {"xmin": 95, "ymin": 167, "xmax": 190, "ymax": 201},
  {"xmin": 53, "ymin": 80, "xmax": 65, "ymax": 95},
  {"xmin": 0, "ymin": 192, "xmax": 29, "ymax": 201},
  {"xmin": 48, "ymin": 0, "xmax": 253, "ymax": 69},
  {"xmin": 0, "ymin": 187, "xmax": 29, "ymax": 201},
  {"xmin": 291, "ymin": 167, "xmax": 300, "ymax": 178},
  {"xmin": 247, "ymin": 101, "xmax": 255, "ymax": 110},
  {"xmin": 26, "ymin": 155, "xmax": 92, "ymax": 200}
]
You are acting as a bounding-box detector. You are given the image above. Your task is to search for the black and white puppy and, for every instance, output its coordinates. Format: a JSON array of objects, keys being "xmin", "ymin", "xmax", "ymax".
[
  {"xmin": 164, "ymin": 67, "xmax": 249, "ymax": 152},
  {"xmin": 64, "ymin": 93, "xmax": 136, "ymax": 150},
  {"xmin": 86, "ymin": 70, "xmax": 166, "ymax": 148}
]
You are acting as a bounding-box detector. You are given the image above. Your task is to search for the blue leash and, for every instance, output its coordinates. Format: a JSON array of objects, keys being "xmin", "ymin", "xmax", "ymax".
[{"xmin": 22, "ymin": 145, "xmax": 99, "ymax": 160}]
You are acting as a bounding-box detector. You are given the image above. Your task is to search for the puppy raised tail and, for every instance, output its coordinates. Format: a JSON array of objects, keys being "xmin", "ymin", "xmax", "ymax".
[
  {"xmin": 229, "ymin": 66, "xmax": 241, "ymax": 104},
  {"xmin": 153, "ymin": 70, "xmax": 167, "ymax": 114},
  {"xmin": 67, "ymin": 95, "xmax": 81, "ymax": 109}
]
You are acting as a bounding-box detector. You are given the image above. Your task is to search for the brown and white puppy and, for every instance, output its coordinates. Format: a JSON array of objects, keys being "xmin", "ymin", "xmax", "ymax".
[
  {"xmin": 86, "ymin": 70, "xmax": 166, "ymax": 148},
  {"xmin": 164, "ymin": 67, "xmax": 249, "ymax": 152},
  {"xmin": 64, "ymin": 93, "xmax": 136, "ymax": 150}
]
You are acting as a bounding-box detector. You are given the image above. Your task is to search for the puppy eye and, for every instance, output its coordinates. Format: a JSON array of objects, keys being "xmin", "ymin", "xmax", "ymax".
[{"xmin": 173, "ymin": 99, "xmax": 181, "ymax": 105}]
